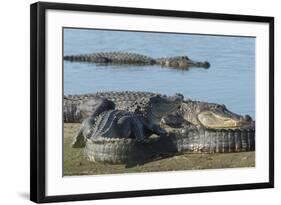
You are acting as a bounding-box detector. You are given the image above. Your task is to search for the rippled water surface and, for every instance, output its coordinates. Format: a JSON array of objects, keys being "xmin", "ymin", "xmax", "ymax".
[{"xmin": 64, "ymin": 28, "xmax": 255, "ymax": 118}]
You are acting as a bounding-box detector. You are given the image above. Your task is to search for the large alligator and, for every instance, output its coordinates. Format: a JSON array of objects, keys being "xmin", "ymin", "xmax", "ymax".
[
  {"xmin": 64, "ymin": 91, "xmax": 253, "ymax": 128},
  {"xmin": 64, "ymin": 91, "xmax": 255, "ymax": 164},
  {"xmin": 64, "ymin": 52, "xmax": 210, "ymax": 69},
  {"xmin": 71, "ymin": 93, "xmax": 183, "ymax": 164},
  {"xmin": 72, "ymin": 93, "xmax": 183, "ymax": 145}
]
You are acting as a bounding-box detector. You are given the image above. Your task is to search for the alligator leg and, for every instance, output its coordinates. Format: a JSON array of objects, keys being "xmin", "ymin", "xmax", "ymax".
[
  {"xmin": 116, "ymin": 116, "xmax": 146, "ymax": 142},
  {"xmin": 141, "ymin": 118, "xmax": 167, "ymax": 137},
  {"xmin": 115, "ymin": 116, "xmax": 165, "ymax": 141},
  {"xmin": 139, "ymin": 120, "xmax": 178, "ymax": 161},
  {"xmin": 160, "ymin": 114, "xmax": 185, "ymax": 128},
  {"xmin": 150, "ymin": 124, "xmax": 167, "ymax": 136}
]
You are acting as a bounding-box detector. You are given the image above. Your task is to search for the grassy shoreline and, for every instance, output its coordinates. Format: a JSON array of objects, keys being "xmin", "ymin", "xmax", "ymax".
[{"xmin": 64, "ymin": 123, "xmax": 255, "ymax": 176}]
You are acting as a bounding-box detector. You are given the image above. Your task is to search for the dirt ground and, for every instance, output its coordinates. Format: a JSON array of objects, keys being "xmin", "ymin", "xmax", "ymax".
[{"xmin": 63, "ymin": 123, "xmax": 255, "ymax": 176}]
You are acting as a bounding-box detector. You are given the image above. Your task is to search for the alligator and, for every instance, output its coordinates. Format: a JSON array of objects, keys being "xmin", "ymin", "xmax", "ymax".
[
  {"xmin": 64, "ymin": 91, "xmax": 253, "ymax": 129},
  {"xmin": 66, "ymin": 91, "xmax": 255, "ymax": 164},
  {"xmin": 71, "ymin": 93, "xmax": 183, "ymax": 164},
  {"xmin": 162, "ymin": 99, "xmax": 253, "ymax": 129},
  {"xmin": 64, "ymin": 91, "xmax": 158, "ymax": 123},
  {"xmin": 63, "ymin": 52, "xmax": 210, "ymax": 69},
  {"xmin": 64, "ymin": 97, "xmax": 116, "ymax": 123}
]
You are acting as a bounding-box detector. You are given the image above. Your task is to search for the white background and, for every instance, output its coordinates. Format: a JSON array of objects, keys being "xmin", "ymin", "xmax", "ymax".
[{"xmin": 0, "ymin": 0, "xmax": 279, "ymax": 204}]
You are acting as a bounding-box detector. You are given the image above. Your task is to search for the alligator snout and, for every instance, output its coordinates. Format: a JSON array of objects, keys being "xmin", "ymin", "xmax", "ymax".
[{"xmin": 202, "ymin": 61, "xmax": 210, "ymax": 68}]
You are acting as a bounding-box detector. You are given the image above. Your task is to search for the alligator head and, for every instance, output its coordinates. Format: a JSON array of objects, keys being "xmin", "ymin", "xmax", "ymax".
[
  {"xmin": 131, "ymin": 93, "xmax": 184, "ymax": 124},
  {"xmin": 178, "ymin": 100, "xmax": 254, "ymax": 129},
  {"xmin": 156, "ymin": 56, "xmax": 210, "ymax": 69}
]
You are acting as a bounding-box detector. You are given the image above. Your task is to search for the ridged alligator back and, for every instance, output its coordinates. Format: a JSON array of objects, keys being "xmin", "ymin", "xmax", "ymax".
[
  {"xmin": 64, "ymin": 52, "xmax": 210, "ymax": 69},
  {"xmin": 87, "ymin": 109, "xmax": 146, "ymax": 141},
  {"xmin": 90, "ymin": 110, "xmax": 128, "ymax": 139},
  {"xmin": 64, "ymin": 91, "xmax": 159, "ymax": 122},
  {"xmin": 64, "ymin": 52, "xmax": 156, "ymax": 65},
  {"xmin": 65, "ymin": 91, "xmax": 157, "ymax": 100}
]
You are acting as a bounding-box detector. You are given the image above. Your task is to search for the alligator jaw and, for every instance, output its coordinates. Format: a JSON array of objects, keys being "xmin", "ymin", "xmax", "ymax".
[
  {"xmin": 178, "ymin": 100, "xmax": 254, "ymax": 130},
  {"xmin": 197, "ymin": 111, "xmax": 253, "ymax": 129}
]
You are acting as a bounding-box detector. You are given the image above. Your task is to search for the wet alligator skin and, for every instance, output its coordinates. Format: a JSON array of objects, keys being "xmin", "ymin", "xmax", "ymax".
[{"xmin": 64, "ymin": 52, "xmax": 210, "ymax": 69}]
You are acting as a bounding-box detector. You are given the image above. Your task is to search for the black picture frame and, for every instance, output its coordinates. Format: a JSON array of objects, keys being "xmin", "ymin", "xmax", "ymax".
[{"xmin": 30, "ymin": 1, "xmax": 274, "ymax": 203}]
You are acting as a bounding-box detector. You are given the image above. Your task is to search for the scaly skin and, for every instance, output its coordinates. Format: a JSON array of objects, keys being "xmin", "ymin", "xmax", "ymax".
[
  {"xmin": 64, "ymin": 91, "xmax": 158, "ymax": 122},
  {"xmin": 66, "ymin": 91, "xmax": 255, "ymax": 164},
  {"xmin": 85, "ymin": 126, "xmax": 255, "ymax": 164},
  {"xmin": 72, "ymin": 93, "xmax": 183, "ymax": 154},
  {"xmin": 163, "ymin": 99, "xmax": 253, "ymax": 129},
  {"xmin": 64, "ymin": 91, "xmax": 253, "ymax": 129},
  {"xmin": 64, "ymin": 52, "xmax": 210, "ymax": 69}
]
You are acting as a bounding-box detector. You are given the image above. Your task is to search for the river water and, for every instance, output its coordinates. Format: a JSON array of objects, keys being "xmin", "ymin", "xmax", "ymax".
[{"xmin": 64, "ymin": 28, "xmax": 255, "ymax": 118}]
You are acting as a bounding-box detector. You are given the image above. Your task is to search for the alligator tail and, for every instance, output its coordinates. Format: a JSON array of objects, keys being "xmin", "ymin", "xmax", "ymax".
[
  {"xmin": 85, "ymin": 138, "xmax": 144, "ymax": 164},
  {"xmin": 85, "ymin": 128, "xmax": 255, "ymax": 164},
  {"xmin": 173, "ymin": 128, "xmax": 255, "ymax": 153}
]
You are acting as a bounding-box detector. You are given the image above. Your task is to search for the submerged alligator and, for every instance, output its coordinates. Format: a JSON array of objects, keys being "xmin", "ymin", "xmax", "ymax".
[
  {"xmin": 64, "ymin": 52, "xmax": 210, "ymax": 69},
  {"xmin": 64, "ymin": 91, "xmax": 255, "ymax": 164}
]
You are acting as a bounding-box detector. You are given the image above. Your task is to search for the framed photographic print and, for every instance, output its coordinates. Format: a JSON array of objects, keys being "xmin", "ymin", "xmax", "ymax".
[{"xmin": 30, "ymin": 2, "xmax": 274, "ymax": 203}]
